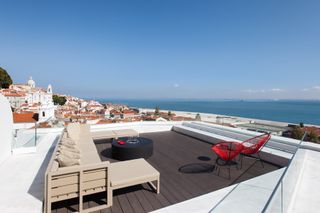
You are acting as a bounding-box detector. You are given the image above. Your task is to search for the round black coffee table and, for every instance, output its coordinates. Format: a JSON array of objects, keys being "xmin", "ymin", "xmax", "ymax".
[{"xmin": 111, "ymin": 137, "xmax": 153, "ymax": 161}]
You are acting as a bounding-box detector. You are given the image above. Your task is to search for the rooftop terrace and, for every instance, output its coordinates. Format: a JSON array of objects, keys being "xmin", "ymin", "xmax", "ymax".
[
  {"xmin": 3, "ymin": 120, "xmax": 320, "ymax": 213},
  {"xmin": 51, "ymin": 131, "xmax": 286, "ymax": 213}
]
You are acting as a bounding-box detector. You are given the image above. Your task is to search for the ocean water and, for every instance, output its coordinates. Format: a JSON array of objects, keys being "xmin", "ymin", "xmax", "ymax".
[{"xmin": 95, "ymin": 99, "xmax": 320, "ymax": 125}]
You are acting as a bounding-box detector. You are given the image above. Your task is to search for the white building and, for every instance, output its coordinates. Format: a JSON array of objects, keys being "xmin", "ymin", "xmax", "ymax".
[
  {"xmin": 4, "ymin": 77, "xmax": 56, "ymax": 122},
  {"xmin": 0, "ymin": 90, "xmax": 27, "ymax": 108}
]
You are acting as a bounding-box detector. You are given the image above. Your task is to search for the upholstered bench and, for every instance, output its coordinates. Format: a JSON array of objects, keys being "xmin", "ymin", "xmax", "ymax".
[
  {"xmin": 91, "ymin": 129, "xmax": 139, "ymax": 140},
  {"xmin": 109, "ymin": 158, "xmax": 160, "ymax": 197}
]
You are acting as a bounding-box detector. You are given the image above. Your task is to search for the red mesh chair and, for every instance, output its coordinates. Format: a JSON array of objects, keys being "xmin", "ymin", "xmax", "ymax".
[
  {"xmin": 240, "ymin": 133, "xmax": 271, "ymax": 168},
  {"xmin": 211, "ymin": 141, "xmax": 244, "ymax": 179}
]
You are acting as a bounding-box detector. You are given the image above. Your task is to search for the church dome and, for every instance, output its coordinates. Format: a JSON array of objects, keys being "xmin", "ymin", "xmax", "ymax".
[{"xmin": 27, "ymin": 77, "xmax": 35, "ymax": 88}]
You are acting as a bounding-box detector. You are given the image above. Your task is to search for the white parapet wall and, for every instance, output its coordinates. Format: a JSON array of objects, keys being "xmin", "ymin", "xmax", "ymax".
[
  {"xmin": 91, "ymin": 121, "xmax": 183, "ymax": 134},
  {"xmin": 266, "ymin": 148, "xmax": 320, "ymax": 213},
  {"xmin": 0, "ymin": 94, "xmax": 13, "ymax": 165}
]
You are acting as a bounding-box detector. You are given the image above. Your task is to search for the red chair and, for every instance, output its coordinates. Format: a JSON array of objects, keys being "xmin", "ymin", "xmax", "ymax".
[
  {"xmin": 211, "ymin": 141, "xmax": 244, "ymax": 179},
  {"xmin": 240, "ymin": 133, "xmax": 271, "ymax": 168}
]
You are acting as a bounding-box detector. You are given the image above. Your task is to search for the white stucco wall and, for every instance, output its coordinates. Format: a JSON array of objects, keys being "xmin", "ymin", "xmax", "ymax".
[{"xmin": 0, "ymin": 94, "xmax": 13, "ymax": 165}]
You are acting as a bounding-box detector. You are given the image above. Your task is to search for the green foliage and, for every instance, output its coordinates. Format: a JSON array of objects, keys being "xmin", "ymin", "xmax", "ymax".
[
  {"xmin": 309, "ymin": 130, "xmax": 319, "ymax": 143},
  {"xmin": 155, "ymin": 106, "xmax": 160, "ymax": 116},
  {"xmin": 291, "ymin": 126, "xmax": 304, "ymax": 140},
  {"xmin": 195, "ymin": 113, "xmax": 201, "ymax": 121},
  {"xmin": 168, "ymin": 111, "xmax": 172, "ymax": 117},
  {"xmin": 52, "ymin": 95, "xmax": 67, "ymax": 105},
  {"xmin": 0, "ymin": 67, "xmax": 13, "ymax": 88},
  {"xmin": 299, "ymin": 122, "xmax": 304, "ymax": 128}
]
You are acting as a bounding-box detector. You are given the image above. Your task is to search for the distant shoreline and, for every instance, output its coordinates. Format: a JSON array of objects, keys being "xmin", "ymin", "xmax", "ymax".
[
  {"xmin": 137, "ymin": 107, "xmax": 291, "ymax": 126},
  {"xmin": 92, "ymin": 98, "xmax": 320, "ymax": 102},
  {"xmin": 94, "ymin": 99, "xmax": 320, "ymax": 125}
]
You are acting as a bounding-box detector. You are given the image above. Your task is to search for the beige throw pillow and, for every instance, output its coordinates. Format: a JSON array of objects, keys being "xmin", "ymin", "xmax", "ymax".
[
  {"xmin": 58, "ymin": 144, "xmax": 80, "ymax": 154},
  {"xmin": 57, "ymin": 149, "xmax": 81, "ymax": 159},
  {"xmin": 61, "ymin": 137, "xmax": 76, "ymax": 146},
  {"xmin": 51, "ymin": 160, "xmax": 59, "ymax": 171},
  {"xmin": 59, "ymin": 142, "xmax": 76, "ymax": 149},
  {"xmin": 56, "ymin": 155, "xmax": 80, "ymax": 167}
]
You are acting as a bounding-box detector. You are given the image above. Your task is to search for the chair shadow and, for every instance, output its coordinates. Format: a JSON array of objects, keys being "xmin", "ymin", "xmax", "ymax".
[
  {"xmin": 179, "ymin": 163, "xmax": 214, "ymax": 174},
  {"xmin": 27, "ymin": 135, "xmax": 59, "ymax": 201},
  {"xmin": 198, "ymin": 156, "xmax": 211, "ymax": 161}
]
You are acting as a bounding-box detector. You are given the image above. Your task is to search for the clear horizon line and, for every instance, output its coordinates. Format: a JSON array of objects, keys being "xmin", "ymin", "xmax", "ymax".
[{"xmin": 82, "ymin": 97, "xmax": 320, "ymax": 102}]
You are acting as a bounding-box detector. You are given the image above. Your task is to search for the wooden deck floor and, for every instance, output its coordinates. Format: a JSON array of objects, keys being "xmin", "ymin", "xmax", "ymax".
[{"xmin": 51, "ymin": 131, "xmax": 286, "ymax": 213}]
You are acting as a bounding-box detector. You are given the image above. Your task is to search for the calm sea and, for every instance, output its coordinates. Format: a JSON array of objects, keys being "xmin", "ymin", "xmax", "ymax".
[{"xmin": 95, "ymin": 99, "xmax": 320, "ymax": 125}]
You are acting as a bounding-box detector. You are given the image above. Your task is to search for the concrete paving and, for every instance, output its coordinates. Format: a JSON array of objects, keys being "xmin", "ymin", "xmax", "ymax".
[{"xmin": 0, "ymin": 133, "xmax": 58, "ymax": 213}]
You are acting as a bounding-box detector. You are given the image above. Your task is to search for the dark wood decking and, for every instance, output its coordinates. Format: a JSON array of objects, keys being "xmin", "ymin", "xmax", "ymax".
[{"xmin": 51, "ymin": 131, "xmax": 286, "ymax": 213}]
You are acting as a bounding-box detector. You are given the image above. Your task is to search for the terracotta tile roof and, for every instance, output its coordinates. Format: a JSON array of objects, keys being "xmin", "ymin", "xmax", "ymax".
[
  {"xmin": 97, "ymin": 120, "xmax": 113, "ymax": 124},
  {"xmin": 170, "ymin": 116, "xmax": 194, "ymax": 121},
  {"xmin": 123, "ymin": 109, "xmax": 136, "ymax": 114},
  {"xmin": 110, "ymin": 110, "xmax": 122, "ymax": 115},
  {"xmin": 303, "ymin": 126, "xmax": 320, "ymax": 135},
  {"xmin": 3, "ymin": 92, "xmax": 26, "ymax": 97},
  {"xmin": 13, "ymin": 112, "xmax": 38, "ymax": 123}
]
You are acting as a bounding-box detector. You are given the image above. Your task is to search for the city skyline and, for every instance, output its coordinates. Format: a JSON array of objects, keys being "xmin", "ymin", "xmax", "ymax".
[{"xmin": 1, "ymin": 0, "xmax": 320, "ymax": 99}]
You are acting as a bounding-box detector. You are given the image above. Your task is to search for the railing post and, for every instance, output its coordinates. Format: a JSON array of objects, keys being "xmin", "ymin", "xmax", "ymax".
[{"xmin": 35, "ymin": 122, "xmax": 37, "ymax": 146}]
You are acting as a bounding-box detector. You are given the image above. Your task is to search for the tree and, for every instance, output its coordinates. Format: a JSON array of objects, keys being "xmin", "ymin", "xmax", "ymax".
[
  {"xmin": 309, "ymin": 130, "xmax": 319, "ymax": 143},
  {"xmin": 0, "ymin": 67, "xmax": 13, "ymax": 88},
  {"xmin": 168, "ymin": 111, "xmax": 172, "ymax": 117},
  {"xmin": 299, "ymin": 122, "xmax": 304, "ymax": 128},
  {"xmin": 291, "ymin": 126, "xmax": 304, "ymax": 140},
  {"xmin": 52, "ymin": 95, "xmax": 67, "ymax": 105},
  {"xmin": 155, "ymin": 106, "xmax": 160, "ymax": 116},
  {"xmin": 195, "ymin": 113, "xmax": 201, "ymax": 121}
]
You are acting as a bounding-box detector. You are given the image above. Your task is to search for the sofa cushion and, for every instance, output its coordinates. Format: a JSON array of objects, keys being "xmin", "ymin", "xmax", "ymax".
[
  {"xmin": 57, "ymin": 149, "xmax": 81, "ymax": 159},
  {"xmin": 109, "ymin": 158, "xmax": 159, "ymax": 188},
  {"xmin": 51, "ymin": 160, "xmax": 59, "ymax": 172},
  {"xmin": 91, "ymin": 130, "xmax": 117, "ymax": 140},
  {"xmin": 114, "ymin": 129, "xmax": 139, "ymax": 138},
  {"xmin": 81, "ymin": 151, "xmax": 102, "ymax": 165},
  {"xmin": 80, "ymin": 124, "xmax": 91, "ymax": 135},
  {"xmin": 58, "ymin": 144, "xmax": 80, "ymax": 154},
  {"xmin": 58, "ymin": 142, "xmax": 77, "ymax": 149},
  {"xmin": 56, "ymin": 155, "xmax": 80, "ymax": 167},
  {"xmin": 61, "ymin": 137, "xmax": 76, "ymax": 146},
  {"xmin": 66, "ymin": 123, "xmax": 81, "ymax": 141}
]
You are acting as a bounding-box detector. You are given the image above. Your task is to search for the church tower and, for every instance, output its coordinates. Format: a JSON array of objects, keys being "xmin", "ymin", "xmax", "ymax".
[{"xmin": 47, "ymin": 84, "xmax": 53, "ymax": 93}]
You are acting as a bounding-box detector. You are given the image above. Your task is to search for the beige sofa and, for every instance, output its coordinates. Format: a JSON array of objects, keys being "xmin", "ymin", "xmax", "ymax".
[
  {"xmin": 44, "ymin": 123, "xmax": 159, "ymax": 213},
  {"xmin": 91, "ymin": 128, "xmax": 139, "ymax": 140}
]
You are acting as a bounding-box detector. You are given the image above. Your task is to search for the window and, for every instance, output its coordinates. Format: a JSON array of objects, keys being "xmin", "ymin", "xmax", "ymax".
[{"xmin": 42, "ymin": 111, "xmax": 45, "ymax": 117}]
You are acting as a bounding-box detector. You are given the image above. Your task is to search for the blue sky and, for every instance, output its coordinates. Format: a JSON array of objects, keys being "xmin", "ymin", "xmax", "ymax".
[{"xmin": 1, "ymin": 0, "xmax": 320, "ymax": 99}]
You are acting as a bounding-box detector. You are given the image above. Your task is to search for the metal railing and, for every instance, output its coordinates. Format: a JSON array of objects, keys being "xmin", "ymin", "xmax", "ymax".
[
  {"xmin": 261, "ymin": 132, "xmax": 307, "ymax": 212},
  {"xmin": 12, "ymin": 125, "xmax": 39, "ymax": 150}
]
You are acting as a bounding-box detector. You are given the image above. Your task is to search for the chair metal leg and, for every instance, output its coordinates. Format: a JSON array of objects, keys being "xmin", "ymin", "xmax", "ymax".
[
  {"xmin": 238, "ymin": 154, "xmax": 243, "ymax": 170},
  {"xmin": 257, "ymin": 152, "xmax": 264, "ymax": 168},
  {"xmin": 214, "ymin": 157, "xmax": 235, "ymax": 179}
]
